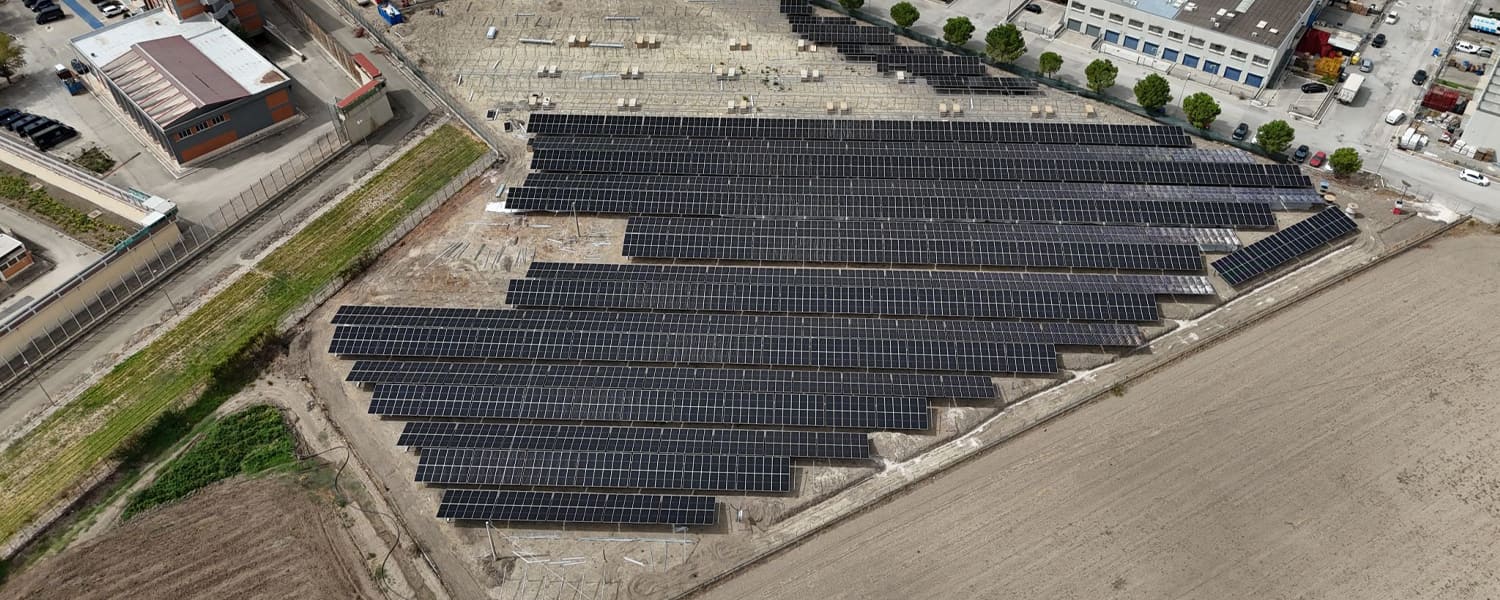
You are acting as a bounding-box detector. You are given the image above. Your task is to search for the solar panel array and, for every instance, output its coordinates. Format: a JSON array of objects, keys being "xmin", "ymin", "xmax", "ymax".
[
  {"xmin": 777, "ymin": 1, "xmax": 1039, "ymax": 96},
  {"xmin": 339, "ymin": 102, "xmax": 1335, "ymax": 527},
  {"xmin": 1211, "ymin": 206, "xmax": 1358, "ymax": 286}
]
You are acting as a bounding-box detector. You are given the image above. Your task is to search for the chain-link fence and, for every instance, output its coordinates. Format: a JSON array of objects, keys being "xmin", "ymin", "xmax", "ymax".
[{"xmin": 0, "ymin": 128, "xmax": 351, "ymax": 392}]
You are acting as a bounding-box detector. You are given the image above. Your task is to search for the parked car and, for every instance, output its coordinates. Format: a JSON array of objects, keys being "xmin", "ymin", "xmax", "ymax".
[
  {"xmin": 1372, "ymin": 33, "xmax": 1387, "ymax": 48},
  {"xmin": 1232, "ymin": 122, "xmax": 1250, "ymax": 141},
  {"xmin": 70, "ymin": 59, "xmax": 90, "ymax": 75},
  {"xmin": 1457, "ymin": 41, "xmax": 1481, "ymax": 54},
  {"xmin": 1309, "ymin": 151, "xmax": 1327, "ymax": 168},
  {"xmin": 1413, "ymin": 69, "xmax": 1428, "ymax": 85},
  {"xmin": 1293, "ymin": 145, "xmax": 1310, "ymax": 163},
  {"xmin": 1301, "ymin": 82, "xmax": 1329, "ymax": 93},
  {"xmin": 1460, "ymin": 169, "xmax": 1491, "ymax": 186},
  {"xmin": 31, "ymin": 1, "xmax": 56, "ymax": 12},
  {"xmin": 32, "ymin": 124, "xmax": 76, "ymax": 152},
  {"xmin": 7, "ymin": 114, "xmax": 40, "ymax": 132},
  {"xmin": 1384, "ymin": 11, "xmax": 1398, "ymax": 24},
  {"xmin": 1385, "ymin": 109, "xmax": 1407, "ymax": 125},
  {"xmin": 0, "ymin": 111, "xmax": 28, "ymax": 130},
  {"xmin": 1023, "ymin": 3, "xmax": 1043, "ymax": 13},
  {"xmin": 19, "ymin": 118, "xmax": 56, "ymax": 139},
  {"xmin": 1359, "ymin": 58, "xmax": 1374, "ymax": 72},
  {"xmin": 101, "ymin": 3, "xmax": 128, "ymax": 17},
  {"xmin": 35, "ymin": 8, "xmax": 65, "ymax": 23}
]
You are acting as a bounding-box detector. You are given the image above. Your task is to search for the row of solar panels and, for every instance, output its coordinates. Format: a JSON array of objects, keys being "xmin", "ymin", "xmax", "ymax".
[
  {"xmin": 525, "ymin": 137, "xmax": 1254, "ymax": 164},
  {"xmin": 525, "ymin": 150, "xmax": 1311, "ymax": 188},
  {"xmin": 620, "ymin": 217, "xmax": 1206, "ymax": 270},
  {"xmin": 523, "ymin": 113, "xmax": 1194, "ymax": 147}
]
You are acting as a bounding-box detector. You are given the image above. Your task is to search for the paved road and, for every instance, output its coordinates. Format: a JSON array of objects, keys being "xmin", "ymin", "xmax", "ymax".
[{"xmin": 0, "ymin": 45, "xmax": 435, "ymax": 442}]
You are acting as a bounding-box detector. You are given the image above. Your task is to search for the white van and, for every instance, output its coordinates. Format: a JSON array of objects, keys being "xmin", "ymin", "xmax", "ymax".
[{"xmin": 1385, "ymin": 109, "xmax": 1406, "ymax": 125}]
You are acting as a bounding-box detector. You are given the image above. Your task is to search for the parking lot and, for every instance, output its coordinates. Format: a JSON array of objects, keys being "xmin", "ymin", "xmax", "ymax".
[{"xmin": 0, "ymin": 3, "xmax": 360, "ymax": 222}]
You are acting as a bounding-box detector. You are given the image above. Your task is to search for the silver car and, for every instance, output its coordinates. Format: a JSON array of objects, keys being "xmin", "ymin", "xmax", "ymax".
[{"xmin": 1359, "ymin": 58, "xmax": 1373, "ymax": 72}]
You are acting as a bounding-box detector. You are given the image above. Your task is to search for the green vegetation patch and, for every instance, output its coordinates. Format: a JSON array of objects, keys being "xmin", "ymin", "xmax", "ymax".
[
  {"xmin": 0, "ymin": 172, "xmax": 128, "ymax": 249},
  {"xmin": 0, "ymin": 124, "xmax": 487, "ymax": 548},
  {"xmin": 70, "ymin": 146, "xmax": 116, "ymax": 175},
  {"xmin": 123, "ymin": 405, "xmax": 295, "ymax": 519}
]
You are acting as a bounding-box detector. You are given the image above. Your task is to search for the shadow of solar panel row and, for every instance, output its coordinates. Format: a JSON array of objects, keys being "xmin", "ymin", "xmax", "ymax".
[
  {"xmin": 517, "ymin": 172, "xmax": 1318, "ymax": 208},
  {"xmin": 524, "ymin": 114, "xmax": 1193, "ymax": 146},
  {"xmin": 625, "ymin": 218, "xmax": 1236, "ymax": 249},
  {"xmin": 622, "ymin": 218, "xmax": 1203, "ymax": 271},
  {"xmin": 506, "ymin": 192, "xmax": 1272, "ymax": 229},
  {"xmin": 416, "ymin": 448, "xmax": 791, "ymax": 493},
  {"xmin": 526, "ymin": 262, "xmax": 1214, "ymax": 295},
  {"xmin": 505, "ymin": 279, "xmax": 1161, "ymax": 322},
  {"xmin": 1211, "ymin": 206, "xmax": 1356, "ymax": 287},
  {"xmin": 526, "ymin": 137, "xmax": 1252, "ymax": 164},
  {"xmin": 371, "ymin": 385, "xmax": 931, "ymax": 429},
  {"xmin": 528, "ymin": 152, "xmax": 1311, "ymax": 188},
  {"xmin": 399, "ymin": 421, "xmax": 871, "ymax": 459},
  {"xmin": 438, "ymin": 490, "xmax": 717, "ymax": 525},
  {"xmin": 347, "ymin": 361, "xmax": 997, "ymax": 398},
  {"xmin": 332, "ymin": 306, "xmax": 1141, "ymax": 346},
  {"xmin": 784, "ymin": 14, "xmax": 854, "ymax": 25},
  {"xmin": 332, "ymin": 325, "xmax": 1058, "ymax": 373}
]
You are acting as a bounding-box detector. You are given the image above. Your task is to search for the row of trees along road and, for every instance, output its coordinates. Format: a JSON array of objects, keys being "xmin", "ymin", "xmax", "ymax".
[{"xmin": 834, "ymin": 4, "xmax": 1364, "ymax": 176}]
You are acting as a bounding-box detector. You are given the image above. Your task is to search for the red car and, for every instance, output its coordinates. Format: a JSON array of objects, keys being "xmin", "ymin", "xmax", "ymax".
[{"xmin": 1308, "ymin": 151, "xmax": 1327, "ymax": 168}]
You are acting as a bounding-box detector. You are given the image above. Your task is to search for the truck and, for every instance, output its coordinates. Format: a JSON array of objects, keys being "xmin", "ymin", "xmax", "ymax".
[
  {"xmin": 1337, "ymin": 73, "xmax": 1364, "ymax": 104},
  {"xmin": 1471, "ymin": 15, "xmax": 1500, "ymax": 35},
  {"xmin": 53, "ymin": 64, "xmax": 85, "ymax": 95}
]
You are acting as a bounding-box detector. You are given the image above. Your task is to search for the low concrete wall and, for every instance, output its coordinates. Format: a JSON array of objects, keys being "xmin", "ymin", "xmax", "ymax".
[
  {"xmin": 0, "ymin": 135, "xmax": 152, "ymax": 226},
  {"xmin": 0, "ymin": 220, "xmax": 183, "ymax": 369}
]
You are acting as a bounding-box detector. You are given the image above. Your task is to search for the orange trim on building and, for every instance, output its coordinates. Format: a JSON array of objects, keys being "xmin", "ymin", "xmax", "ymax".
[
  {"xmin": 178, "ymin": 129, "xmax": 238, "ymax": 162},
  {"xmin": 231, "ymin": 2, "xmax": 258, "ymax": 18},
  {"xmin": 337, "ymin": 79, "xmax": 381, "ymax": 109},
  {"xmin": 352, "ymin": 54, "xmax": 381, "ymax": 80},
  {"xmin": 269, "ymin": 104, "xmax": 296, "ymax": 122},
  {"xmin": 238, "ymin": 14, "xmax": 264, "ymax": 31},
  {"xmin": 264, "ymin": 89, "xmax": 291, "ymax": 109},
  {"xmin": 1, "ymin": 252, "xmax": 33, "ymax": 280},
  {"xmin": 174, "ymin": 2, "xmax": 205, "ymax": 17}
]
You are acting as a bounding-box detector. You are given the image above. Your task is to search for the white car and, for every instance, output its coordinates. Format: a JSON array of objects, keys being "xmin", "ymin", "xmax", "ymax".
[
  {"xmin": 1459, "ymin": 169, "xmax": 1491, "ymax": 186},
  {"xmin": 100, "ymin": 2, "xmax": 127, "ymax": 17},
  {"xmin": 1457, "ymin": 41, "xmax": 1481, "ymax": 54},
  {"xmin": 1384, "ymin": 12, "xmax": 1398, "ymax": 24}
]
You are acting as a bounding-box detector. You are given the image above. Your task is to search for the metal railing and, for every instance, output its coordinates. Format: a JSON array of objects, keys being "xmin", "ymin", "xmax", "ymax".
[{"xmin": 0, "ymin": 128, "xmax": 352, "ymax": 392}]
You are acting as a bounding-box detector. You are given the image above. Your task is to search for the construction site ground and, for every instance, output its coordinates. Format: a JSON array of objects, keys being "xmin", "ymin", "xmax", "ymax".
[
  {"xmin": 700, "ymin": 227, "xmax": 1500, "ymax": 600},
  {"xmin": 0, "ymin": 474, "xmax": 379, "ymax": 600}
]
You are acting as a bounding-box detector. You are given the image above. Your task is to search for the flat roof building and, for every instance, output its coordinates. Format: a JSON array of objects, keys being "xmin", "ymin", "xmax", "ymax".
[
  {"xmin": 71, "ymin": 10, "xmax": 296, "ymax": 165},
  {"xmin": 1062, "ymin": 0, "xmax": 1324, "ymax": 91},
  {"xmin": 0, "ymin": 234, "xmax": 34, "ymax": 283}
]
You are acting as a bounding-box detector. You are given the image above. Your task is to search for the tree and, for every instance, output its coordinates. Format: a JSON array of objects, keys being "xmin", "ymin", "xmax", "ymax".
[
  {"xmin": 984, "ymin": 24, "xmax": 1027, "ymax": 63},
  {"xmin": 1329, "ymin": 147, "xmax": 1363, "ymax": 177},
  {"xmin": 1181, "ymin": 92, "xmax": 1221, "ymax": 129},
  {"xmin": 1133, "ymin": 74, "xmax": 1172, "ymax": 112},
  {"xmin": 1038, "ymin": 52, "xmax": 1063, "ymax": 78},
  {"xmin": 943, "ymin": 17, "xmax": 976, "ymax": 46},
  {"xmin": 0, "ymin": 33, "xmax": 25, "ymax": 85},
  {"xmin": 1256, "ymin": 120, "xmax": 1296, "ymax": 155},
  {"xmin": 890, "ymin": 1, "xmax": 920, "ymax": 28},
  {"xmin": 1084, "ymin": 59, "xmax": 1118, "ymax": 93},
  {"xmin": 838, "ymin": 0, "xmax": 864, "ymax": 10}
]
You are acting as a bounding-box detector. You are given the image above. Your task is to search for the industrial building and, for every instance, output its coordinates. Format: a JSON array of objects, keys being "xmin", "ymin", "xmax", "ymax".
[
  {"xmin": 71, "ymin": 10, "xmax": 296, "ymax": 165},
  {"xmin": 143, "ymin": 0, "xmax": 263, "ymax": 36},
  {"xmin": 1063, "ymin": 0, "xmax": 1324, "ymax": 91},
  {"xmin": 0, "ymin": 234, "xmax": 34, "ymax": 283}
]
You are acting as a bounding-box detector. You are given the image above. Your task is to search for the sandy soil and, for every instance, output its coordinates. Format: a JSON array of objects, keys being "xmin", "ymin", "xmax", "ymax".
[
  {"xmin": 0, "ymin": 476, "xmax": 379, "ymax": 600},
  {"xmin": 699, "ymin": 231, "xmax": 1500, "ymax": 600}
]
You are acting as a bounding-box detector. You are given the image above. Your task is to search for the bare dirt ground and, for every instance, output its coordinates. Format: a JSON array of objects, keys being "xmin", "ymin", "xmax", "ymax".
[
  {"xmin": 699, "ymin": 230, "xmax": 1500, "ymax": 600},
  {"xmin": 0, "ymin": 475, "xmax": 380, "ymax": 600}
]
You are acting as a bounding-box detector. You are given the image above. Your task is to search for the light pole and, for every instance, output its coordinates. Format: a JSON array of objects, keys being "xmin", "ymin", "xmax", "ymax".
[{"xmin": 21, "ymin": 358, "xmax": 53, "ymax": 403}]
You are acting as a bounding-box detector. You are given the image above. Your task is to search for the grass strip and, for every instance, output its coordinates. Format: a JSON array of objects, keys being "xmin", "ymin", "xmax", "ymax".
[{"xmin": 0, "ymin": 124, "xmax": 487, "ymax": 547}]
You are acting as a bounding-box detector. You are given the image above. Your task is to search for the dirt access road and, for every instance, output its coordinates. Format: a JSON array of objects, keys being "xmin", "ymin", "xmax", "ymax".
[
  {"xmin": 701, "ymin": 231, "xmax": 1500, "ymax": 600},
  {"xmin": 1, "ymin": 475, "xmax": 378, "ymax": 600}
]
